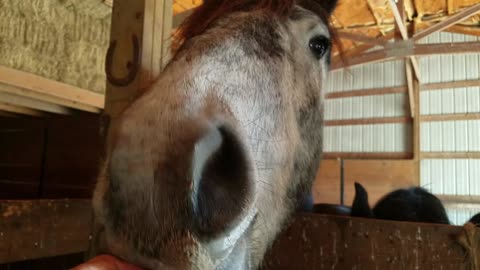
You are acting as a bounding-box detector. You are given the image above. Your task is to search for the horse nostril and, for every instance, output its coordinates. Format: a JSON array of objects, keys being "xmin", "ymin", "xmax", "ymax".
[{"xmin": 191, "ymin": 123, "xmax": 254, "ymax": 236}]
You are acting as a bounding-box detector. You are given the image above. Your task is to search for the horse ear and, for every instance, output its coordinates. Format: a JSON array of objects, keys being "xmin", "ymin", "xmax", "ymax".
[
  {"xmin": 351, "ymin": 182, "xmax": 373, "ymax": 218},
  {"xmin": 317, "ymin": 0, "xmax": 337, "ymax": 15}
]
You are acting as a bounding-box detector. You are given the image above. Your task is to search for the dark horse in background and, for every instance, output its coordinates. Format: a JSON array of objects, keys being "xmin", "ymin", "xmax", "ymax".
[
  {"xmin": 92, "ymin": 0, "xmax": 338, "ymax": 269},
  {"xmin": 351, "ymin": 182, "xmax": 451, "ymax": 224}
]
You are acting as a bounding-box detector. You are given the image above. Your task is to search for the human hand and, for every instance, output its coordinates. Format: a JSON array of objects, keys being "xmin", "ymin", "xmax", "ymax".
[{"xmin": 70, "ymin": 254, "xmax": 143, "ymax": 270}]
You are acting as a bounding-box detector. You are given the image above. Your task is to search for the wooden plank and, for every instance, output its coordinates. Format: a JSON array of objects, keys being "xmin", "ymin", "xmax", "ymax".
[
  {"xmin": 388, "ymin": 0, "xmax": 408, "ymax": 39},
  {"xmin": 0, "ymin": 199, "xmax": 92, "ymax": 263},
  {"xmin": 264, "ymin": 214, "xmax": 471, "ymax": 270},
  {"xmin": 161, "ymin": 0, "xmax": 174, "ymax": 68},
  {"xmin": 0, "ymin": 102, "xmax": 45, "ymax": 117},
  {"xmin": 0, "ymin": 118, "xmax": 45, "ymax": 199},
  {"xmin": 422, "ymin": 79, "xmax": 480, "ymax": 90},
  {"xmin": 325, "ymin": 116, "xmax": 410, "ymax": 126},
  {"xmin": 0, "ymin": 66, "xmax": 104, "ymax": 109},
  {"xmin": 41, "ymin": 116, "xmax": 105, "ymax": 198},
  {"xmin": 413, "ymin": 3, "xmax": 480, "ymax": 41},
  {"xmin": 313, "ymin": 160, "xmax": 341, "ymax": 204},
  {"xmin": 405, "ymin": 59, "xmax": 415, "ymax": 117},
  {"xmin": 420, "ymin": 113, "xmax": 480, "ymax": 122},
  {"xmin": 0, "ymin": 82, "xmax": 101, "ymax": 113},
  {"xmin": 343, "ymin": 160, "xmax": 417, "ymax": 206},
  {"xmin": 323, "ymin": 152, "xmax": 413, "ymax": 160},
  {"xmin": 104, "ymin": 0, "xmax": 146, "ymax": 117},
  {"xmin": 0, "ymin": 91, "xmax": 71, "ymax": 115},
  {"xmin": 332, "ymin": 41, "xmax": 480, "ymax": 70},
  {"xmin": 325, "ymin": 86, "xmax": 406, "ymax": 99},
  {"xmin": 421, "ymin": 152, "xmax": 480, "ymax": 159}
]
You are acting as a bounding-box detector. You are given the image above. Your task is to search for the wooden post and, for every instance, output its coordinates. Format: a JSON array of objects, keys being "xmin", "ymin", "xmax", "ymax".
[{"xmin": 104, "ymin": 0, "xmax": 173, "ymax": 118}]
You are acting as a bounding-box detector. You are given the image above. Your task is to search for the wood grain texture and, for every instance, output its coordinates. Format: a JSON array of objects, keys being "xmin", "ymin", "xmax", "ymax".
[
  {"xmin": 0, "ymin": 199, "xmax": 92, "ymax": 264},
  {"xmin": 313, "ymin": 160, "xmax": 341, "ymax": 204},
  {"xmin": 343, "ymin": 160, "xmax": 417, "ymax": 206},
  {"xmin": 263, "ymin": 214, "xmax": 473, "ymax": 270}
]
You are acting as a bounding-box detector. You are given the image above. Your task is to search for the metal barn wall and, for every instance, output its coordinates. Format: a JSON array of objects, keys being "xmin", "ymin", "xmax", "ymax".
[
  {"xmin": 418, "ymin": 32, "xmax": 480, "ymax": 206},
  {"xmin": 418, "ymin": 32, "xmax": 480, "ymax": 225},
  {"xmin": 325, "ymin": 31, "xmax": 480, "ymax": 225},
  {"xmin": 324, "ymin": 60, "xmax": 410, "ymax": 152}
]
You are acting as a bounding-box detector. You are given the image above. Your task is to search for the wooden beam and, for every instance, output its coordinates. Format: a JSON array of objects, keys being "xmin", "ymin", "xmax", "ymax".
[
  {"xmin": 420, "ymin": 113, "xmax": 480, "ymax": 122},
  {"xmin": 413, "ymin": 3, "xmax": 480, "ymax": 41},
  {"xmin": 0, "ymin": 82, "xmax": 100, "ymax": 113},
  {"xmin": 325, "ymin": 116, "xmax": 411, "ymax": 126},
  {"xmin": 0, "ymin": 199, "xmax": 92, "ymax": 263},
  {"xmin": 422, "ymin": 79, "xmax": 480, "ymax": 90},
  {"xmin": 325, "ymin": 86, "xmax": 407, "ymax": 99},
  {"xmin": 336, "ymin": 31, "xmax": 388, "ymax": 47},
  {"xmin": 323, "ymin": 152, "xmax": 413, "ymax": 160},
  {"xmin": 264, "ymin": 214, "xmax": 471, "ymax": 270},
  {"xmin": 332, "ymin": 41, "xmax": 480, "ymax": 70},
  {"xmin": 405, "ymin": 60, "xmax": 415, "ymax": 117},
  {"xmin": 331, "ymin": 32, "xmax": 396, "ymax": 64},
  {"xmin": 388, "ymin": 0, "xmax": 408, "ymax": 40},
  {"xmin": 387, "ymin": 0, "xmax": 421, "ymax": 81},
  {"xmin": 0, "ymin": 66, "xmax": 104, "ymax": 109},
  {"xmin": 161, "ymin": 0, "xmax": 174, "ymax": 68},
  {"xmin": 421, "ymin": 152, "xmax": 480, "ymax": 159},
  {"xmin": 0, "ymin": 102, "xmax": 46, "ymax": 117},
  {"xmin": 0, "ymin": 91, "xmax": 71, "ymax": 115}
]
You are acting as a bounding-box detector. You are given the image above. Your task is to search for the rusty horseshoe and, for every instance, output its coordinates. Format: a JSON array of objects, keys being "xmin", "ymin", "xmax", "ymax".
[{"xmin": 105, "ymin": 34, "xmax": 140, "ymax": 87}]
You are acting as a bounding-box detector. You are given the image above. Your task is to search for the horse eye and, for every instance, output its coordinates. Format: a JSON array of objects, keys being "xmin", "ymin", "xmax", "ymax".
[{"xmin": 308, "ymin": 36, "xmax": 330, "ymax": 59}]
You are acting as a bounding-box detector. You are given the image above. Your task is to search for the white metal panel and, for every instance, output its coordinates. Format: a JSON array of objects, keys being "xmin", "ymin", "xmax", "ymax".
[
  {"xmin": 421, "ymin": 120, "xmax": 480, "ymax": 152},
  {"xmin": 324, "ymin": 123, "xmax": 410, "ymax": 152},
  {"xmin": 324, "ymin": 93, "xmax": 406, "ymax": 120},
  {"xmin": 421, "ymin": 159, "xmax": 480, "ymax": 196},
  {"xmin": 421, "ymin": 87, "xmax": 480, "ymax": 115},
  {"xmin": 326, "ymin": 60, "xmax": 405, "ymax": 92},
  {"xmin": 420, "ymin": 54, "xmax": 480, "ymax": 84},
  {"xmin": 446, "ymin": 206, "xmax": 480, "ymax": 226}
]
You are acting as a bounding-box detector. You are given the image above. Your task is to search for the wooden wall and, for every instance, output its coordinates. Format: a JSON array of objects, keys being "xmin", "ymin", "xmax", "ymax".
[
  {"xmin": 314, "ymin": 159, "xmax": 418, "ymax": 207},
  {"xmin": 0, "ymin": 115, "xmax": 104, "ymax": 199}
]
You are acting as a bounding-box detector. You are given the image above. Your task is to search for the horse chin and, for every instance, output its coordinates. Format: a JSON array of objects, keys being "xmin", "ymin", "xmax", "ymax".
[{"xmin": 205, "ymin": 208, "xmax": 257, "ymax": 268}]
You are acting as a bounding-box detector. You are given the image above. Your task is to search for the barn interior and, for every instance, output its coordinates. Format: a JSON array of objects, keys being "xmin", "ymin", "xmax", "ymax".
[{"xmin": 1, "ymin": 0, "xmax": 480, "ymax": 269}]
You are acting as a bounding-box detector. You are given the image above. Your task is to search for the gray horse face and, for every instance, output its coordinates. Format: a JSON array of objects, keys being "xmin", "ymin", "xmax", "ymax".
[{"xmin": 93, "ymin": 1, "xmax": 337, "ymax": 269}]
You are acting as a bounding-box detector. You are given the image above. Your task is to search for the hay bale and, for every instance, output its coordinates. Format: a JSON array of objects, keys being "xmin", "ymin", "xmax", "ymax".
[{"xmin": 0, "ymin": 0, "xmax": 111, "ymax": 94}]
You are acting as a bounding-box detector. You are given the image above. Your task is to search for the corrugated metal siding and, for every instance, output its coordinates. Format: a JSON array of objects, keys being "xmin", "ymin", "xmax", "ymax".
[
  {"xmin": 326, "ymin": 31, "xmax": 480, "ymax": 225},
  {"xmin": 420, "ymin": 159, "xmax": 480, "ymax": 196},
  {"xmin": 446, "ymin": 206, "xmax": 480, "ymax": 225},
  {"xmin": 326, "ymin": 60, "xmax": 405, "ymax": 92},
  {"xmin": 324, "ymin": 58, "xmax": 408, "ymax": 152},
  {"xmin": 419, "ymin": 32, "xmax": 480, "ymax": 84},
  {"xmin": 420, "ymin": 87, "xmax": 480, "ymax": 115},
  {"xmin": 324, "ymin": 93, "xmax": 406, "ymax": 120},
  {"xmin": 417, "ymin": 32, "xmax": 480, "ymax": 225},
  {"xmin": 324, "ymin": 123, "xmax": 410, "ymax": 152},
  {"xmin": 421, "ymin": 120, "xmax": 480, "ymax": 152}
]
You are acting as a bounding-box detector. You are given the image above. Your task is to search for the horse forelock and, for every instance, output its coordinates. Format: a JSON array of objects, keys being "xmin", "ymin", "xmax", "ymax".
[{"xmin": 174, "ymin": 0, "xmax": 339, "ymax": 51}]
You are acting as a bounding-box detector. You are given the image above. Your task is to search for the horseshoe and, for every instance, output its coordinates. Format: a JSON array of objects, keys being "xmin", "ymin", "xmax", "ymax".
[{"xmin": 105, "ymin": 34, "xmax": 140, "ymax": 87}]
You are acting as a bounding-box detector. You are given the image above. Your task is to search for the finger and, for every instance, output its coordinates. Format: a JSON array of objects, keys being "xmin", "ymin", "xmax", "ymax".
[{"xmin": 70, "ymin": 254, "xmax": 143, "ymax": 270}]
